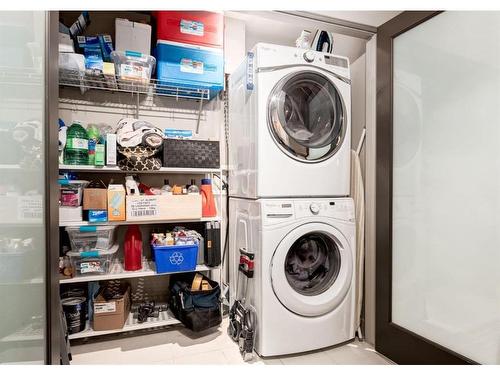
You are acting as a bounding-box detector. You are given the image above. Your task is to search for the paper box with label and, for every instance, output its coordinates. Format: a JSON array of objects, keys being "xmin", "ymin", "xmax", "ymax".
[
  {"xmin": 83, "ymin": 187, "xmax": 107, "ymax": 210},
  {"xmin": 107, "ymin": 184, "xmax": 126, "ymax": 221},
  {"xmin": 126, "ymin": 194, "xmax": 201, "ymax": 222},
  {"xmin": 93, "ymin": 285, "xmax": 130, "ymax": 331}
]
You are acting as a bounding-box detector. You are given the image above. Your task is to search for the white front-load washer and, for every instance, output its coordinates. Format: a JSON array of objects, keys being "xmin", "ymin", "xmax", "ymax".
[
  {"xmin": 229, "ymin": 197, "xmax": 356, "ymax": 356},
  {"xmin": 228, "ymin": 43, "xmax": 351, "ymax": 199}
]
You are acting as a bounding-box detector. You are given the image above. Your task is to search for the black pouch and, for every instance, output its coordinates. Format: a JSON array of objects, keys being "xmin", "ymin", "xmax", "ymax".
[{"xmin": 169, "ymin": 273, "xmax": 222, "ymax": 332}]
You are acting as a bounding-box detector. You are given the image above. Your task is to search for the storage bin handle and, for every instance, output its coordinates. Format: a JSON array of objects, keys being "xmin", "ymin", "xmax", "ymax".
[
  {"xmin": 80, "ymin": 250, "xmax": 99, "ymax": 258},
  {"xmin": 79, "ymin": 226, "xmax": 97, "ymax": 232}
]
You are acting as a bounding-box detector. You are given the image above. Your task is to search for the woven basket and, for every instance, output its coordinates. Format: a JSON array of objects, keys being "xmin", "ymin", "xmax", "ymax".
[{"xmin": 163, "ymin": 139, "xmax": 220, "ymax": 168}]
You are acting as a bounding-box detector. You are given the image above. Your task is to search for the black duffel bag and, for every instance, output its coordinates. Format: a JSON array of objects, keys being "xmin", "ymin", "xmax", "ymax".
[{"xmin": 169, "ymin": 273, "xmax": 222, "ymax": 332}]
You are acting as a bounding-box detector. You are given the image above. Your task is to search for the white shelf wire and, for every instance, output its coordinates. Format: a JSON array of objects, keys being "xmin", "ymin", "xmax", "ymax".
[
  {"xmin": 59, "ymin": 70, "xmax": 210, "ymax": 101},
  {"xmin": 59, "ymin": 164, "xmax": 221, "ymax": 174},
  {"xmin": 59, "ymin": 260, "xmax": 217, "ymax": 284},
  {"xmin": 59, "ymin": 216, "xmax": 222, "ymax": 227},
  {"xmin": 68, "ymin": 310, "xmax": 180, "ymax": 340}
]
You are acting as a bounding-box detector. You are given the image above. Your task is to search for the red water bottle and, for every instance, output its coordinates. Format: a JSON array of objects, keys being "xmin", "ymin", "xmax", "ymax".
[
  {"xmin": 124, "ymin": 225, "xmax": 142, "ymax": 271},
  {"xmin": 201, "ymin": 178, "xmax": 217, "ymax": 217}
]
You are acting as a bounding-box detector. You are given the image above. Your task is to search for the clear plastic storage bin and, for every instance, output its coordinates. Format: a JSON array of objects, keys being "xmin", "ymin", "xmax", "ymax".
[
  {"xmin": 67, "ymin": 244, "xmax": 119, "ymax": 276},
  {"xmin": 110, "ymin": 50, "xmax": 156, "ymax": 91},
  {"xmin": 65, "ymin": 225, "xmax": 116, "ymax": 252}
]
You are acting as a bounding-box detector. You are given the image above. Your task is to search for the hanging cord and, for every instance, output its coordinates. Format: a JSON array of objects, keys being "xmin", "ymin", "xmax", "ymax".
[
  {"xmin": 220, "ymin": 74, "xmax": 231, "ymax": 306},
  {"xmin": 356, "ymin": 127, "xmax": 366, "ymax": 156}
]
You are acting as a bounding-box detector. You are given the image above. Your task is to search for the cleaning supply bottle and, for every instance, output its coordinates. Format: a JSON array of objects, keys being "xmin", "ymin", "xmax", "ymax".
[
  {"xmin": 64, "ymin": 122, "xmax": 88, "ymax": 165},
  {"xmin": 201, "ymin": 178, "xmax": 216, "ymax": 217},
  {"xmin": 161, "ymin": 179, "xmax": 172, "ymax": 195},
  {"xmin": 187, "ymin": 179, "xmax": 199, "ymax": 195},
  {"xmin": 125, "ymin": 176, "xmax": 140, "ymax": 196},
  {"xmin": 124, "ymin": 225, "xmax": 142, "ymax": 271},
  {"xmin": 86, "ymin": 124, "xmax": 100, "ymax": 165}
]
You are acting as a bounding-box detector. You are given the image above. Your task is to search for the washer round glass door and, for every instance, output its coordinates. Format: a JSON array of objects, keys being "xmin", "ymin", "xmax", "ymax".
[
  {"xmin": 267, "ymin": 71, "xmax": 346, "ymax": 162},
  {"xmin": 270, "ymin": 222, "xmax": 353, "ymax": 317}
]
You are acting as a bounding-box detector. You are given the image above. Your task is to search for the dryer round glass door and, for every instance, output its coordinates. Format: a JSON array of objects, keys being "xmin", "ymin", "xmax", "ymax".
[
  {"xmin": 270, "ymin": 222, "xmax": 353, "ymax": 317},
  {"xmin": 267, "ymin": 71, "xmax": 346, "ymax": 162}
]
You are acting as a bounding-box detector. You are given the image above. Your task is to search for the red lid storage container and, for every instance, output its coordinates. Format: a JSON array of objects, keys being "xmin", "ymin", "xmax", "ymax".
[{"xmin": 154, "ymin": 11, "xmax": 223, "ymax": 49}]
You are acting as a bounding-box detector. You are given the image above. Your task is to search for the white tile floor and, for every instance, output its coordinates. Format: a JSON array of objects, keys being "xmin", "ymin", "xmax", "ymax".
[{"xmin": 70, "ymin": 318, "xmax": 393, "ymax": 365}]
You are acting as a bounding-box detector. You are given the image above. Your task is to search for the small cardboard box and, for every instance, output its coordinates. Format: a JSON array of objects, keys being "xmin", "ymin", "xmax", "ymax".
[
  {"xmin": 93, "ymin": 285, "xmax": 130, "ymax": 331},
  {"xmin": 126, "ymin": 194, "xmax": 201, "ymax": 222},
  {"xmin": 115, "ymin": 18, "xmax": 152, "ymax": 55},
  {"xmin": 107, "ymin": 184, "xmax": 126, "ymax": 221},
  {"xmin": 59, "ymin": 206, "xmax": 83, "ymax": 223},
  {"xmin": 106, "ymin": 134, "xmax": 117, "ymax": 166},
  {"xmin": 83, "ymin": 188, "xmax": 107, "ymax": 210},
  {"xmin": 88, "ymin": 209, "xmax": 107, "ymax": 222}
]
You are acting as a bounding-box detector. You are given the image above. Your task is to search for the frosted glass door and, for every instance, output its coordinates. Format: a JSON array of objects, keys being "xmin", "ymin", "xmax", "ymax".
[
  {"xmin": 392, "ymin": 11, "xmax": 500, "ymax": 364},
  {"xmin": 0, "ymin": 11, "xmax": 47, "ymax": 364}
]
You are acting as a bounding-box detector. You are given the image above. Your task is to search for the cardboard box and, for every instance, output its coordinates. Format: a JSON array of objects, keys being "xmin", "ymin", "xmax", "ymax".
[
  {"xmin": 95, "ymin": 144, "xmax": 105, "ymax": 166},
  {"xmin": 115, "ymin": 18, "xmax": 152, "ymax": 55},
  {"xmin": 59, "ymin": 206, "xmax": 83, "ymax": 223},
  {"xmin": 107, "ymin": 184, "xmax": 126, "ymax": 221},
  {"xmin": 106, "ymin": 134, "xmax": 117, "ymax": 166},
  {"xmin": 83, "ymin": 188, "xmax": 107, "ymax": 210},
  {"xmin": 126, "ymin": 194, "xmax": 201, "ymax": 222},
  {"xmin": 93, "ymin": 285, "xmax": 130, "ymax": 331},
  {"xmin": 88, "ymin": 210, "xmax": 107, "ymax": 222}
]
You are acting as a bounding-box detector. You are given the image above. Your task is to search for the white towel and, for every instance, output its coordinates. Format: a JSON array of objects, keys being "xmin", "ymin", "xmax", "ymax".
[{"xmin": 351, "ymin": 149, "xmax": 365, "ymax": 334}]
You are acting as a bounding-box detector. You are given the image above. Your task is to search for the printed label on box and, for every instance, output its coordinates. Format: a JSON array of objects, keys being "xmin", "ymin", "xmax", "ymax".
[
  {"xmin": 17, "ymin": 196, "xmax": 43, "ymax": 221},
  {"xmin": 180, "ymin": 58, "xmax": 204, "ymax": 75},
  {"xmin": 128, "ymin": 197, "xmax": 158, "ymax": 218},
  {"xmin": 164, "ymin": 129, "xmax": 193, "ymax": 139},
  {"xmin": 80, "ymin": 260, "xmax": 104, "ymax": 274},
  {"xmin": 66, "ymin": 138, "xmax": 88, "ymax": 150},
  {"xmin": 180, "ymin": 19, "xmax": 204, "ymax": 36},
  {"xmin": 94, "ymin": 301, "xmax": 117, "ymax": 313},
  {"xmin": 120, "ymin": 64, "xmax": 149, "ymax": 80}
]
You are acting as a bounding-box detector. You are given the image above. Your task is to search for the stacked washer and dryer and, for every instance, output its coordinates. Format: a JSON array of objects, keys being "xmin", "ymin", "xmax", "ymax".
[{"xmin": 228, "ymin": 43, "xmax": 356, "ymax": 357}]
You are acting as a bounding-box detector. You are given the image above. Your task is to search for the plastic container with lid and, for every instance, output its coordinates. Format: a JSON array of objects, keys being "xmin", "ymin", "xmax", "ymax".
[
  {"xmin": 110, "ymin": 50, "xmax": 156, "ymax": 90},
  {"xmin": 155, "ymin": 40, "xmax": 223, "ymax": 99},
  {"xmin": 67, "ymin": 244, "xmax": 118, "ymax": 276},
  {"xmin": 65, "ymin": 225, "xmax": 116, "ymax": 252},
  {"xmin": 154, "ymin": 11, "xmax": 223, "ymax": 49}
]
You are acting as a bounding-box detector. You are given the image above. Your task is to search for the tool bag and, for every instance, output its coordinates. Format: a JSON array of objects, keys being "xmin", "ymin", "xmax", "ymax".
[{"xmin": 169, "ymin": 273, "xmax": 222, "ymax": 332}]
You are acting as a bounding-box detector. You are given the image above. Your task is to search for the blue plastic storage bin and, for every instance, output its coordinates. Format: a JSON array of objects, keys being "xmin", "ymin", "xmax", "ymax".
[
  {"xmin": 152, "ymin": 243, "xmax": 199, "ymax": 273},
  {"xmin": 156, "ymin": 40, "xmax": 224, "ymax": 99}
]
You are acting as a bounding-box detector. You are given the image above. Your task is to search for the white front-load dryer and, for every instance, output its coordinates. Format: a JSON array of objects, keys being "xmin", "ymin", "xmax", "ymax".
[
  {"xmin": 228, "ymin": 43, "xmax": 351, "ymax": 199},
  {"xmin": 229, "ymin": 197, "xmax": 356, "ymax": 356}
]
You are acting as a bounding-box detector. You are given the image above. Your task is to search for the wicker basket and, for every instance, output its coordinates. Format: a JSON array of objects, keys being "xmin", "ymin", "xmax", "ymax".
[{"xmin": 163, "ymin": 139, "xmax": 220, "ymax": 168}]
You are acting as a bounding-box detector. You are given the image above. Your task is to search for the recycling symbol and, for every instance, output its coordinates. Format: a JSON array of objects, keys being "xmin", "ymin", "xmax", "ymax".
[{"xmin": 169, "ymin": 251, "xmax": 184, "ymax": 265}]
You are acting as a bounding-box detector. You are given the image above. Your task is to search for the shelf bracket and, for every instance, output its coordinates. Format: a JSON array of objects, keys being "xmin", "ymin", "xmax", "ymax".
[
  {"xmin": 195, "ymin": 97, "xmax": 204, "ymax": 134},
  {"xmin": 135, "ymin": 92, "xmax": 140, "ymax": 119}
]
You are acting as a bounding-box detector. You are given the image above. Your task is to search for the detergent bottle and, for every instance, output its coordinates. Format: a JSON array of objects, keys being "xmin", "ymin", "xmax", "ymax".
[
  {"xmin": 201, "ymin": 178, "xmax": 216, "ymax": 217},
  {"xmin": 124, "ymin": 225, "xmax": 142, "ymax": 271}
]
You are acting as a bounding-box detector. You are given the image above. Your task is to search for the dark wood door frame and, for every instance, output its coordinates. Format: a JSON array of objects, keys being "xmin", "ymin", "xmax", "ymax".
[{"xmin": 375, "ymin": 11, "xmax": 475, "ymax": 365}]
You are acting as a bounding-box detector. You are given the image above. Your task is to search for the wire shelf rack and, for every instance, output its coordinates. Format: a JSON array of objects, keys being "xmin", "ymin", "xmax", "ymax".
[{"xmin": 59, "ymin": 70, "xmax": 210, "ymax": 101}]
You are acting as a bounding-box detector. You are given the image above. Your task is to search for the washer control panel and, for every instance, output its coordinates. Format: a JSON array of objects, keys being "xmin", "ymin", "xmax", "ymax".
[
  {"xmin": 294, "ymin": 199, "xmax": 355, "ymax": 222},
  {"xmin": 303, "ymin": 50, "xmax": 315, "ymax": 63},
  {"xmin": 309, "ymin": 203, "xmax": 320, "ymax": 215}
]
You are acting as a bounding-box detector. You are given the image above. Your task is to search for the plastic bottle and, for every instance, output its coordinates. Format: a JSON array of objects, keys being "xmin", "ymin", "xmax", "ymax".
[
  {"xmin": 64, "ymin": 122, "xmax": 88, "ymax": 165},
  {"xmin": 124, "ymin": 225, "xmax": 142, "ymax": 271},
  {"xmin": 161, "ymin": 179, "xmax": 172, "ymax": 195},
  {"xmin": 187, "ymin": 179, "xmax": 199, "ymax": 195},
  {"xmin": 125, "ymin": 176, "xmax": 140, "ymax": 196},
  {"xmin": 201, "ymin": 178, "xmax": 217, "ymax": 217},
  {"xmin": 87, "ymin": 124, "xmax": 100, "ymax": 165}
]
